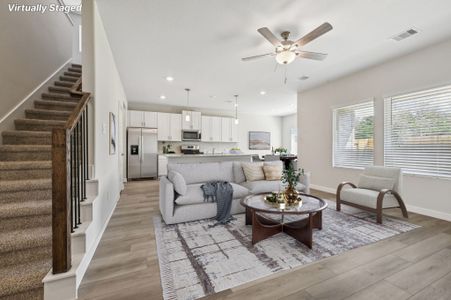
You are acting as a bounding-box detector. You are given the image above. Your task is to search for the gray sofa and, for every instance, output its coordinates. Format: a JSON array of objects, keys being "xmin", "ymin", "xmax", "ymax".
[{"xmin": 159, "ymin": 161, "xmax": 311, "ymax": 224}]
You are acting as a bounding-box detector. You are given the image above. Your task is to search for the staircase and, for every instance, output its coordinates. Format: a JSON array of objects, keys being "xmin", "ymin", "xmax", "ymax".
[{"xmin": 0, "ymin": 64, "xmax": 82, "ymax": 300}]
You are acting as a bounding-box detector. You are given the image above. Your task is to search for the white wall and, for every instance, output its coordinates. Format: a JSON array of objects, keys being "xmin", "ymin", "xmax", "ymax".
[
  {"xmin": 298, "ymin": 38, "xmax": 451, "ymax": 221},
  {"xmin": 282, "ymin": 113, "xmax": 297, "ymax": 154},
  {"xmin": 70, "ymin": 13, "xmax": 82, "ymax": 64},
  {"xmin": 129, "ymin": 103, "xmax": 283, "ymax": 156},
  {"xmin": 0, "ymin": 0, "xmax": 72, "ymax": 119}
]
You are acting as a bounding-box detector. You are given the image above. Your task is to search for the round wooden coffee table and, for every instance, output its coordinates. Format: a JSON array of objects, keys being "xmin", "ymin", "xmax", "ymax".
[{"xmin": 240, "ymin": 193, "xmax": 327, "ymax": 248}]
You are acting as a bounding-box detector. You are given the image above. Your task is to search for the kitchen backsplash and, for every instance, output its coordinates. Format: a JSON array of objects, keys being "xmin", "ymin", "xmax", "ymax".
[{"xmin": 158, "ymin": 141, "xmax": 238, "ymax": 154}]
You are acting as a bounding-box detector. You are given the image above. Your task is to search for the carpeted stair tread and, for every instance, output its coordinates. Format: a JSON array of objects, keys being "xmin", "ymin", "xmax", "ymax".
[
  {"xmin": 54, "ymin": 81, "xmax": 74, "ymax": 88},
  {"xmin": 71, "ymin": 63, "xmax": 82, "ymax": 68},
  {"xmin": 34, "ymin": 99, "xmax": 78, "ymax": 111},
  {"xmin": 48, "ymin": 86, "xmax": 72, "ymax": 94},
  {"xmin": 68, "ymin": 67, "xmax": 82, "ymax": 73},
  {"xmin": 0, "ymin": 161, "xmax": 51, "ymax": 170},
  {"xmin": 59, "ymin": 75, "xmax": 78, "ymax": 82},
  {"xmin": 0, "ymin": 259, "xmax": 51, "ymax": 298},
  {"xmin": 0, "ymin": 178, "xmax": 51, "ymax": 193},
  {"xmin": 0, "ymin": 226, "xmax": 51, "ymax": 254},
  {"xmin": 2, "ymin": 131, "xmax": 52, "ymax": 145},
  {"xmin": 41, "ymin": 93, "xmax": 81, "ymax": 102},
  {"xmin": 25, "ymin": 109, "xmax": 71, "ymax": 121},
  {"xmin": 0, "ymin": 199, "xmax": 51, "ymax": 219},
  {"xmin": 63, "ymin": 71, "xmax": 81, "ymax": 78},
  {"xmin": 0, "ymin": 161, "xmax": 51, "ymax": 180},
  {"xmin": 15, "ymin": 118, "xmax": 66, "ymax": 132}
]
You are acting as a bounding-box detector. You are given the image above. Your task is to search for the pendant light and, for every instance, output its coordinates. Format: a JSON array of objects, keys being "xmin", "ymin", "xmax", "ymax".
[
  {"xmin": 234, "ymin": 95, "xmax": 239, "ymax": 125},
  {"xmin": 185, "ymin": 88, "xmax": 191, "ymax": 122}
]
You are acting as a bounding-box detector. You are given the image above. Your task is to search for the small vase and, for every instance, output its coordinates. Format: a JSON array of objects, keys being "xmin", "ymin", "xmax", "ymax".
[{"xmin": 285, "ymin": 185, "xmax": 299, "ymax": 206}]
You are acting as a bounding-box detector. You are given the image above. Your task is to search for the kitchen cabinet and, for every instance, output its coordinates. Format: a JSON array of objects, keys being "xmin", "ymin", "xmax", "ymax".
[
  {"xmin": 182, "ymin": 111, "xmax": 201, "ymax": 130},
  {"xmin": 127, "ymin": 110, "xmax": 157, "ymax": 128},
  {"xmin": 221, "ymin": 117, "xmax": 239, "ymax": 142},
  {"xmin": 157, "ymin": 113, "xmax": 182, "ymax": 141},
  {"xmin": 201, "ymin": 116, "xmax": 222, "ymax": 142}
]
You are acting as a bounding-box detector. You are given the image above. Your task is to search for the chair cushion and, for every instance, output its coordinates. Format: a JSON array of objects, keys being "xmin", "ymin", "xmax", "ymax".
[
  {"xmin": 168, "ymin": 170, "xmax": 187, "ymax": 195},
  {"xmin": 241, "ymin": 162, "xmax": 265, "ymax": 181},
  {"xmin": 340, "ymin": 188, "xmax": 399, "ymax": 209},
  {"xmin": 233, "ymin": 162, "xmax": 246, "ymax": 184},
  {"xmin": 358, "ymin": 175, "xmax": 395, "ymax": 191},
  {"xmin": 175, "ymin": 183, "xmax": 250, "ymax": 205},
  {"xmin": 168, "ymin": 161, "xmax": 234, "ymax": 184},
  {"xmin": 240, "ymin": 181, "xmax": 306, "ymax": 194},
  {"xmin": 263, "ymin": 165, "xmax": 282, "ymax": 181}
]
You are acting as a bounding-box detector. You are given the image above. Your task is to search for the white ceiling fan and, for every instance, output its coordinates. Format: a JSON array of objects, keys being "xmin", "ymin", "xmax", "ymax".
[{"xmin": 242, "ymin": 22, "xmax": 333, "ymax": 65}]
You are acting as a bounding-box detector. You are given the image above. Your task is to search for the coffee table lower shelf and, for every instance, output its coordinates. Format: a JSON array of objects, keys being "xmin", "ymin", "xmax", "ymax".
[{"xmin": 245, "ymin": 207, "xmax": 323, "ymax": 249}]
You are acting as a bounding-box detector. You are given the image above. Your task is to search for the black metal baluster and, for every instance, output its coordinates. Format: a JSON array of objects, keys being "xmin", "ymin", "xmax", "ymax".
[
  {"xmin": 80, "ymin": 111, "xmax": 85, "ymax": 201},
  {"xmin": 70, "ymin": 131, "xmax": 75, "ymax": 232},
  {"xmin": 85, "ymin": 106, "xmax": 89, "ymax": 181},
  {"xmin": 74, "ymin": 124, "xmax": 79, "ymax": 229},
  {"xmin": 76, "ymin": 122, "xmax": 81, "ymax": 226}
]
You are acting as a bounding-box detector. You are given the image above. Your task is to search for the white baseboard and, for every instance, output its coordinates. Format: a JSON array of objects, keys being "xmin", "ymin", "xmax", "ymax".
[
  {"xmin": 310, "ymin": 184, "xmax": 336, "ymax": 195},
  {"xmin": 406, "ymin": 204, "xmax": 451, "ymax": 222}
]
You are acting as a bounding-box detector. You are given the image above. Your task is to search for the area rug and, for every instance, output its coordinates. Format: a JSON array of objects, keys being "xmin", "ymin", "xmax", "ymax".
[{"xmin": 154, "ymin": 203, "xmax": 419, "ymax": 300}]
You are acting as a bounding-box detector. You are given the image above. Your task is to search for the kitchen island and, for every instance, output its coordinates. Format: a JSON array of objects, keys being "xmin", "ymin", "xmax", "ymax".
[{"xmin": 158, "ymin": 153, "xmax": 253, "ymax": 176}]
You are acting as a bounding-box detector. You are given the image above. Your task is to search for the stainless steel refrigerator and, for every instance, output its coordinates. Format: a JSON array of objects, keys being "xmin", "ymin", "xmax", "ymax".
[{"xmin": 127, "ymin": 128, "xmax": 158, "ymax": 179}]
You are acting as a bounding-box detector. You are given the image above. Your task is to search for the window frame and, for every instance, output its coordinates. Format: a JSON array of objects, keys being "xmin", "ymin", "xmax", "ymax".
[{"xmin": 332, "ymin": 99, "xmax": 375, "ymax": 170}]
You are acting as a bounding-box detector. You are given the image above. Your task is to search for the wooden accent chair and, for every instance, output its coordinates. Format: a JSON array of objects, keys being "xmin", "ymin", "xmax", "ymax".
[{"xmin": 336, "ymin": 166, "xmax": 408, "ymax": 224}]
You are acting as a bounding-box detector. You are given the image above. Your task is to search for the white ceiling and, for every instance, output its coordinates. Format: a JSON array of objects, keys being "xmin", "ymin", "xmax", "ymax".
[{"xmin": 96, "ymin": 0, "xmax": 451, "ymax": 116}]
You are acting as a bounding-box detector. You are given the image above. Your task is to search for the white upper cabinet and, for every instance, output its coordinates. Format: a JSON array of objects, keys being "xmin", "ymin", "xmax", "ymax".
[
  {"xmin": 202, "ymin": 116, "xmax": 222, "ymax": 142},
  {"xmin": 128, "ymin": 110, "xmax": 157, "ymax": 128},
  {"xmin": 143, "ymin": 111, "xmax": 157, "ymax": 128},
  {"xmin": 128, "ymin": 110, "xmax": 144, "ymax": 127},
  {"xmin": 221, "ymin": 117, "xmax": 239, "ymax": 142},
  {"xmin": 157, "ymin": 112, "xmax": 182, "ymax": 141},
  {"xmin": 182, "ymin": 111, "xmax": 201, "ymax": 130}
]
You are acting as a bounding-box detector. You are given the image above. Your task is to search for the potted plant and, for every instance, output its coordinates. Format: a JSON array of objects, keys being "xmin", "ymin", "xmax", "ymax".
[
  {"xmin": 281, "ymin": 165, "xmax": 303, "ymax": 205},
  {"xmin": 274, "ymin": 147, "xmax": 288, "ymax": 156}
]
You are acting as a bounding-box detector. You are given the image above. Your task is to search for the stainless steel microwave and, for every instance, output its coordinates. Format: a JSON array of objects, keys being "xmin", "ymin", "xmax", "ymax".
[{"xmin": 182, "ymin": 130, "xmax": 201, "ymax": 141}]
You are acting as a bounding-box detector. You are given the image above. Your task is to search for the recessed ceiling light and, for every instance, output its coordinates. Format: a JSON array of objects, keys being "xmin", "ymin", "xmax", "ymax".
[
  {"xmin": 391, "ymin": 28, "xmax": 418, "ymax": 41},
  {"xmin": 165, "ymin": 76, "xmax": 174, "ymax": 82},
  {"xmin": 299, "ymin": 75, "xmax": 309, "ymax": 81},
  {"xmin": 160, "ymin": 95, "xmax": 166, "ymax": 100},
  {"xmin": 209, "ymin": 95, "xmax": 217, "ymax": 99},
  {"xmin": 260, "ymin": 90, "xmax": 266, "ymax": 95},
  {"xmin": 234, "ymin": 103, "xmax": 238, "ymax": 108}
]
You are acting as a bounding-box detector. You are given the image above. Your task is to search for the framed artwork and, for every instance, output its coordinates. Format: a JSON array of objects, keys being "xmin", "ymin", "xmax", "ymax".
[
  {"xmin": 109, "ymin": 112, "xmax": 117, "ymax": 155},
  {"xmin": 249, "ymin": 131, "xmax": 270, "ymax": 150}
]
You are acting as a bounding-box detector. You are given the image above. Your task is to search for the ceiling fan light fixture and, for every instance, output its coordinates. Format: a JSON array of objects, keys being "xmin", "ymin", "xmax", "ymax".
[{"xmin": 276, "ymin": 50, "xmax": 296, "ymax": 65}]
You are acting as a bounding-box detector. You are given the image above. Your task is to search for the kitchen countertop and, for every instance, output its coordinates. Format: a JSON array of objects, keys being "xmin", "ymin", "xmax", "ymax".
[{"xmin": 159, "ymin": 153, "xmax": 252, "ymax": 158}]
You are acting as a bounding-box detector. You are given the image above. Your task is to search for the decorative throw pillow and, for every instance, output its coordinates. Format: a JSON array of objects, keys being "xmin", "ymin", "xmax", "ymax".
[
  {"xmin": 241, "ymin": 162, "xmax": 265, "ymax": 182},
  {"xmin": 233, "ymin": 162, "xmax": 246, "ymax": 183},
  {"xmin": 168, "ymin": 170, "xmax": 187, "ymax": 195},
  {"xmin": 358, "ymin": 174, "xmax": 395, "ymax": 191},
  {"xmin": 263, "ymin": 165, "xmax": 283, "ymax": 181}
]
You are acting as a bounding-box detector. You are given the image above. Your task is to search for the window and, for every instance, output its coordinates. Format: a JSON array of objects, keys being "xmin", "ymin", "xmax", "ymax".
[
  {"xmin": 290, "ymin": 128, "xmax": 298, "ymax": 155},
  {"xmin": 384, "ymin": 85, "xmax": 451, "ymax": 178},
  {"xmin": 333, "ymin": 101, "xmax": 374, "ymax": 168}
]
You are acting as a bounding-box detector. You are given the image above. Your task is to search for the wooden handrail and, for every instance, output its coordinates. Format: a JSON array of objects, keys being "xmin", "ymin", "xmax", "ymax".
[{"xmin": 52, "ymin": 74, "xmax": 91, "ymax": 274}]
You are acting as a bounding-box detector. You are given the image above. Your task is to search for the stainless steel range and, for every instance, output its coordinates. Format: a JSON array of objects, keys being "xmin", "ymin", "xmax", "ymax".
[{"xmin": 180, "ymin": 145, "xmax": 203, "ymax": 155}]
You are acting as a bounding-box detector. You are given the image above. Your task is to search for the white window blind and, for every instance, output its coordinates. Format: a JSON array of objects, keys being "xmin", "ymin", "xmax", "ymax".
[
  {"xmin": 333, "ymin": 101, "xmax": 374, "ymax": 168},
  {"xmin": 384, "ymin": 85, "xmax": 451, "ymax": 178}
]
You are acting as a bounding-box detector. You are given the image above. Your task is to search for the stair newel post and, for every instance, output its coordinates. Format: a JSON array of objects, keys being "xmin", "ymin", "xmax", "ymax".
[{"xmin": 52, "ymin": 128, "xmax": 72, "ymax": 274}]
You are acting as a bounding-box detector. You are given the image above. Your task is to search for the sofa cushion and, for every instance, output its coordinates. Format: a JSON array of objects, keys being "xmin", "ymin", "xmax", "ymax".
[
  {"xmin": 233, "ymin": 162, "xmax": 246, "ymax": 184},
  {"xmin": 263, "ymin": 164, "xmax": 282, "ymax": 181},
  {"xmin": 241, "ymin": 162, "xmax": 265, "ymax": 181},
  {"xmin": 168, "ymin": 170, "xmax": 187, "ymax": 195},
  {"xmin": 340, "ymin": 188, "xmax": 399, "ymax": 209},
  {"xmin": 168, "ymin": 161, "xmax": 234, "ymax": 184},
  {"xmin": 175, "ymin": 183, "xmax": 250, "ymax": 205},
  {"xmin": 358, "ymin": 175, "xmax": 395, "ymax": 191},
  {"xmin": 240, "ymin": 181, "xmax": 306, "ymax": 194}
]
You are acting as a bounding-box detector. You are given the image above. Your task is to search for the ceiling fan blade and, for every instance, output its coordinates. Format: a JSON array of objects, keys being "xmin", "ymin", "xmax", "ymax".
[
  {"xmin": 241, "ymin": 53, "xmax": 274, "ymax": 62},
  {"xmin": 257, "ymin": 27, "xmax": 281, "ymax": 47},
  {"xmin": 296, "ymin": 51, "xmax": 328, "ymax": 61},
  {"xmin": 294, "ymin": 22, "xmax": 333, "ymax": 47}
]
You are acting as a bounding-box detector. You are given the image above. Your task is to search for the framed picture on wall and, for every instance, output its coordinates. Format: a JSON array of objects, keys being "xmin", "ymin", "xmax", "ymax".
[
  {"xmin": 249, "ymin": 131, "xmax": 270, "ymax": 150},
  {"xmin": 109, "ymin": 112, "xmax": 117, "ymax": 155}
]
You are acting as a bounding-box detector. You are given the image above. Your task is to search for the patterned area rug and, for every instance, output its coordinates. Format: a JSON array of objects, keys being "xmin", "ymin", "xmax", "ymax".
[{"xmin": 154, "ymin": 203, "xmax": 419, "ymax": 300}]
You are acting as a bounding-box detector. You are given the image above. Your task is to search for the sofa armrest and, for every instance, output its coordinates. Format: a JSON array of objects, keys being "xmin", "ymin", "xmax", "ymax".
[
  {"xmin": 299, "ymin": 172, "xmax": 311, "ymax": 194},
  {"xmin": 159, "ymin": 176, "xmax": 175, "ymax": 223}
]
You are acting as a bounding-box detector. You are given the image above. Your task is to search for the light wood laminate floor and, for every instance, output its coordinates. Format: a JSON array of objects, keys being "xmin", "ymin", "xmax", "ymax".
[{"xmin": 78, "ymin": 180, "xmax": 451, "ymax": 300}]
